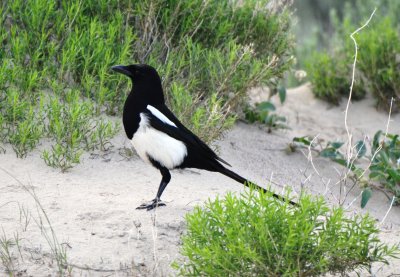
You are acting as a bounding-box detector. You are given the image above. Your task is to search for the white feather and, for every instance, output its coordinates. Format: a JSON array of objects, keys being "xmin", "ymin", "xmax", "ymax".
[
  {"xmin": 147, "ymin": 105, "xmax": 176, "ymax": 127},
  {"xmin": 131, "ymin": 113, "xmax": 187, "ymax": 169}
]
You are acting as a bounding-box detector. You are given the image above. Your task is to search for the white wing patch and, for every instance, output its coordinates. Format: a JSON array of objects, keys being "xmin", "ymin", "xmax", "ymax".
[
  {"xmin": 131, "ymin": 113, "xmax": 187, "ymax": 169},
  {"xmin": 147, "ymin": 105, "xmax": 176, "ymax": 127}
]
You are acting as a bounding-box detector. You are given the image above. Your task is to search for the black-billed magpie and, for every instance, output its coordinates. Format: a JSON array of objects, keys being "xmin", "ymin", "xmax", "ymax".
[{"xmin": 112, "ymin": 64, "xmax": 296, "ymax": 210}]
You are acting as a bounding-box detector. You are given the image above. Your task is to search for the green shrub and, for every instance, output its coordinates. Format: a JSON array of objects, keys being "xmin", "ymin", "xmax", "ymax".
[
  {"xmin": 0, "ymin": 0, "xmax": 293, "ymax": 169},
  {"xmin": 177, "ymin": 190, "xmax": 399, "ymax": 276},
  {"xmin": 356, "ymin": 18, "xmax": 400, "ymax": 112},
  {"xmin": 133, "ymin": 0, "xmax": 293, "ymax": 141},
  {"xmin": 306, "ymin": 52, "xmax": 349, "ymax": 105},
  {"xmin": 302, "ymin": 1, "xmax": 400, "ymax": 110},
  {"xmin": 0, "ymin": 89, "xmax": 45, "ymax": 157},
  {"xmin": 41, "ymin": 90, "xmax": 117, "ymax": 171}
]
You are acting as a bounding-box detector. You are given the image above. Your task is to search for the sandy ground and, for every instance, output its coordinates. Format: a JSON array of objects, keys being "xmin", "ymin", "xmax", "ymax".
[{"xmin": 1, "ymin": 84, "xmax": 400, "ymax": 276}]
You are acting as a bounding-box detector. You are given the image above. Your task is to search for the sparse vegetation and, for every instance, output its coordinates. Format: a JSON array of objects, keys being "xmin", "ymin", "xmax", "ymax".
[
  {"xmin": 244, "ymin": 88, "xmax": 288, "ymax": 132},
  {"xmin": 0, "ymin": 230, "xmax": 20, "ymax": 275},
  {"xmin": 0, "ymin": 0, "xmax": 293, "ymax": 170},
  {"xmin": 369, "ymin": 131, "xmax": 400, "ymax": 202},
  {"xmin": 176, "ymin": 189, "xmax": 399, "ymax": 276},
  {"xmin": 302, "ymin": 0, "xmax": 400, "ymax": 110},
  {"xmin": 290, "ymin": 131, "xmax": 400, "ymax": 207}
]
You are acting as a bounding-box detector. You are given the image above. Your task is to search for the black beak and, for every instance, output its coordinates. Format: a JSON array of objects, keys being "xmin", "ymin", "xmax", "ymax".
[{"xmin": 111, "ymin": 65, "xmax": 131, "ymax": 77}]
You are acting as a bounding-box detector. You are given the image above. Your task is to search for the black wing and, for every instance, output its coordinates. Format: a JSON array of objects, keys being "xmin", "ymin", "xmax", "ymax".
[{"xmin": 144, "ymin": 105, "xmax": 231, "ymax": 167}]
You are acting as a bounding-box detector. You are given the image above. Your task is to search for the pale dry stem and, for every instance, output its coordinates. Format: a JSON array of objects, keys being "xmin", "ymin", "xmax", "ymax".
[{"xmin": 344, "ymin": 8, "xmax": 377, "ymax": 166}]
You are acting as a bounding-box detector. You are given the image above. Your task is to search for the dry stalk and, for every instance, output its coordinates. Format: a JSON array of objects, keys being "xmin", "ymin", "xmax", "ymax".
[
  {"xmin": 338, "ymin": 8, "xmax": 378, "ymax": 205},
  {"xmin": 331, "ymin": 8, "xmax": 397, "ymax": 214},
  {"xmin": 344, "ymin": 8, "xmax": 377, "ymax": 166}
]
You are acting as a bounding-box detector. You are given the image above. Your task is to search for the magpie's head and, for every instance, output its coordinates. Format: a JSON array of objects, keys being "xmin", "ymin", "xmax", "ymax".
[
  {"xmin": 112, "ymin": 64, "xmax": 164, "ymax": 104},
  {"xmin": 111, "ymin": 64, "xmax": 160, "ymax": 82}
]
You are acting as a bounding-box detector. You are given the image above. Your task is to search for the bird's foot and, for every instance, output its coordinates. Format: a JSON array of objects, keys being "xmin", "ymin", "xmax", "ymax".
[{"xmin": 136, "ymin": 198, "xmax": 166, "ymax": 211}]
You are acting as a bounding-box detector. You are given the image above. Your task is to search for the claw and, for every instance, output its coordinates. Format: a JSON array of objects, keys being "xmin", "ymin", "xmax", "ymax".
[{"xmin": 136, "ymin": 199, "xmax": 166, "ymax": 211}]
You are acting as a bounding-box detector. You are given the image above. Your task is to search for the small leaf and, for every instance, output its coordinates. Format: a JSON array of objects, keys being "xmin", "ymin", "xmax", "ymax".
[
  {"xmin": 333, "ymin": 158, "xmax": 347, "ymax": 167},
  {"xmin": 320, "ymin": 148, "xmax": 339, "ymax": 158},
  {"xmin": 293, "ymin": 136, "xmax": 311, "ymax": 146},
  {"xmin": 372, "ymin": 130, "xmax": 382, "ymax": 152},
  {"xmin": 387, "ymin": 169, "xmax": 400, "ymax": 182},
  {"xmin": 278, "ymin": 86, "xmax": 286, "ymax": 104},
  {"xmin": 361, "ymin": 188, "xmax": 372, "ymax": 208},
  {"xmin": 330, "ymin": 142, "xmax": 344, "ymax": 150},
  {"xmin": 256, "ymin": 101, "xmax": 276, "ymax": 112},
  {"xmin": 355, "ymin": 140, "xmax": 367, "ymax": 158},
  {"xmin": 333, "ymin": 158, "xmax": 356, "ymax": 171},
  {"xmin": 389, "ymin": 134, "xmax": 398, "ymax": 149},
  {"xmin": 370, "ymin": 164, "xmax": 385, "ymax": 172},
  {"xmin": 380, "ymin": 151, "xmax": 390, "ymax": 164}
]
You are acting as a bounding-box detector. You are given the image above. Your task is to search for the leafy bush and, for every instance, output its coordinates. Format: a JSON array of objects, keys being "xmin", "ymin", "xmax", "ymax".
[
  {"xmin": 0, "ymin": 89, "xmax": 45, "ymax": 157},
  {"xmin": 0, "ymin": 0, "xmax": 293, "ymax": 169},
  {"xmin": 176, "ymin": 189, "xmax": 398, "ymax": 276},
  {"xmin": 306, "ymin": 52, "xmax": 348, "ymax": 105},
  {"xmin": 300, "ymin": 1, "xmax": 400, "ymax": 110},
  {"xmin": 133, "ymin": 0, "xmax": 293, "ymax": 141},
  {"xmin": 42, "ymin": 90, "xmax": 117, "ymax": 171},
  {"xmin": 355, "ymin": 18, "xmax": 400, "ymax": 112}
]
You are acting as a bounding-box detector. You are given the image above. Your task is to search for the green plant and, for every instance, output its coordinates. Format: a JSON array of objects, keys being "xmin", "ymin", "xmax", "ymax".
[
  {"xmin": 370, "ymin": 131, "xmax": 400, "ymax": 200},
  {"xmin": 0, "ymin": 0, "xmax": 294, "ymax": 168},
  {"xmin": 307, "ymin": 52, "xmax": 347, "ymax": 105},
  {"xmin": 302, "ymin": 1, "xmax": 399, "ymax": 110},
  {"xmin": 355, "ymin": 18, "xmax": 400, "ymax": 112},
  {"xmin": 41, "ymin": 90, "xmax": 117, "ymax": 171},
  {"xmin": 176, "ymin": 189, "xmax": 399, "ymax": 276},
  {"xmin": 0, "ymin": 230, "xmax": 18, "ymax": 275},
  {"xmin": 290, "ymin": 131, "xmax": 400, "ymax": 207},
  {"xmin": 306, "ymin": 51, "xmax": 366, "ymax": 104},
  {"xmin": 0, "ymin": 89, "xmax": 45, "ymax": 157},
  {"xmin": 9, "ymin": 114, "xmax": 44, "ymax": 158},
  {"xmin": 42, "ymin": 140, "xmax": 82, "ymax": 172},
  {"xmin": 244, "ymin": 100, "xmax": 288, "ymax": 133}
]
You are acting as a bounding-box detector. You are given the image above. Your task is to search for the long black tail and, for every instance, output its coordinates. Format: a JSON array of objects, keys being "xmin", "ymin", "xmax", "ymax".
[{"xmin": 218, "ymin": 167, "xmax": 298, "ymax": 206}]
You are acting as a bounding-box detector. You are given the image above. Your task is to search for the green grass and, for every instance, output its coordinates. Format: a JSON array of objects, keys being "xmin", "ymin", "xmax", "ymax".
[
  {"xmin": 0, "ymin": 0, "xmax": 293, "ymax": 170},
  {"xmin": 176, "ymin": 189, "xmax": 399, "ymax": 276}
]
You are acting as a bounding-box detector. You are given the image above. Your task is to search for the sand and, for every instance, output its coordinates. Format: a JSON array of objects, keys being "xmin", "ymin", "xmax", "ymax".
[{"xmin": 1, "ymin": 84, "xmax": 400, "ymax": 276}]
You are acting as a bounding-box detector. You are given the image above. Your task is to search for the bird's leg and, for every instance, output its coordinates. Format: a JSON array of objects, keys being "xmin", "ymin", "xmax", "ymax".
[{"xmin": 136, "ymin": 167, "xmax": 171, "ymax": 211}]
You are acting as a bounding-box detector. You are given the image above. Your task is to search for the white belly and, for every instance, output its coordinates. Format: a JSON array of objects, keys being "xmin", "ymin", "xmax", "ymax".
[{"xmin": 131, "ymin": 114, "xmax": 187, "ymax": 169}]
